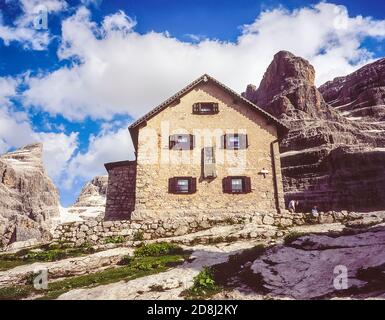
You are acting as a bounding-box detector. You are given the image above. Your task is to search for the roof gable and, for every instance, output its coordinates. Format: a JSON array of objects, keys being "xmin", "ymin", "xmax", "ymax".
[{"xmin": 128, "ymin": 74, "xmax": 289, "ymax": 150}]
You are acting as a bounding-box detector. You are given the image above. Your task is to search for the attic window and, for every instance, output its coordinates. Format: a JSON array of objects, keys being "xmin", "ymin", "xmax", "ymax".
[
  {"xmin": 169, "ymin": 177, "xmax": 197, "ymax": 194},
  {"xmin": 192, "ymin": 102, "xmax": 219, "ymax": 114},
  {"xmin": 222, "ymin": 176, "xmax": 251, "ymax": 194},
  {"xmin": 169, "ymin": 134, "xmax": 195, "ymax": 150}
]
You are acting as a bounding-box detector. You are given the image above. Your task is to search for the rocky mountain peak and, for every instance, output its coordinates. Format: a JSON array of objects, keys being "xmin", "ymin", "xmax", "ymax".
[
  {"xmin": 73, "ymin": 175, "xmax": 107, "ymax": 208},
  {"xmin": 0, "ymin": 143, "xmax": 59, "ymax": 247},
  {"xmin": 62, "ymin": 175, "xmax": 108, "ymax": 221},
  {"xmin": 244, "ymin": 50, "xmax": 331, "ymax": 121},
  {"xmin": 1, "ymin": 143, "xmax": 44, "ymax": 170},
  {"xmin": 319, "ymin": 57, "xmax": 385, "ymax": 133},
  {"xmin": 243, "ymin": 51, "xmax": 385, "ymax": 211},
  {"xmin": 257, "ymin": 51, "xmax": 316, "ymax": 101}
]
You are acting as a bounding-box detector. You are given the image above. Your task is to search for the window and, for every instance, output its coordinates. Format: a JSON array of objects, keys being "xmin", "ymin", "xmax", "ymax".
[
  {"xmin": 169, "ymin": 177, "xmax": 197, "ymax": 194},
  {"xmin": 231, "ymin": 178, "xmax": 243, "ymax": 193},
  {"xmin": 229, "ymin": 136, "xmax": 240, "ymax": 149},
  {"xmin": 169, "ymin": 134, "xmax": 194, "ymax": 150},
  {"xmin": 192, "ymin": 102, "xmax": 219, "ymax": 114},
  {"xmin": 222, "ymin": 134, "xmax": 248, "ymax": 150},
  {"xmin": 222, "ymin": 176, "xmax": 251, "ymax": 194},
  {"xmin": 176, "ymin": 179, "xmax": 189, "ymax": 193}
]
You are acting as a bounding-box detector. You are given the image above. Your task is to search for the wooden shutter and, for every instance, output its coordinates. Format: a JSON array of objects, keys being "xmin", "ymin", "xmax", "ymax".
[
  {"xmin": 244, "ymin": 177, "xmax": 251, "ymax": 193},
  {"xmin": 169, "ymin": 135, "xmax": 176, "ymax": 149},
  {"xmin": 192, "ymin": 103, "xmax": 200, "ymax": 114},
  {"xmin": 168, "ymin": 178, "xmax": 176, "ymax": 193},
  {"xmin": 222, "ymin": 177, "xmax": 231, "ymax": 193},
  {"xmin": 189, "ymin": 177, "xmax": 197, "ymax": 194}
]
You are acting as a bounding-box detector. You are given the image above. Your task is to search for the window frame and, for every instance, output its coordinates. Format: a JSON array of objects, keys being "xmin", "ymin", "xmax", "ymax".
[
  {"xmin": 192, "ymin": 102, "xmax": 219, "ymax": 115},
  {"xmin": 169, "ymin": 177, "xmax": 197, "ymax": 194},
  {"xmin": 222, "ymin": 133, "xmax": 248, "ymax": 150},
  {"xmin": 169, "ymin": 134, "xmax": 195, "ymax": 150},
  {"xmin": 222, "ymin": 176, "xmax": 251, "ymax": 194}
]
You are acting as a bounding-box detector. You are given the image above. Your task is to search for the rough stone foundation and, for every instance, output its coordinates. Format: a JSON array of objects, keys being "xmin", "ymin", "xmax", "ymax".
[{"xmin": 53, "ymin": 210, "xmax": 359, "ymax": 246}]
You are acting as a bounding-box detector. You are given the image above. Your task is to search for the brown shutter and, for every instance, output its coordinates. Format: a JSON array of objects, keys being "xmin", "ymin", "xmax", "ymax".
[
  {"xmin": 169, "ymin": 135, "xmax": 175, "ymax": 149},
  {"xmin": 189, "ymin": 177, "xmax": 197, "ymax": 194},
  {"xmin": 190, "ymin": 134, "xmax": 195, "ymax": 150},
  {"xmin": 222, "ymin": 177, "xmax": 230, "ymax": 193},
  {"xmin": 192, "ymin": 103, "xmax": 200, "ymax": 114},
  {"xmin": 213, "ymin": 103, "xmax": 219, "ymax": 113},
  {"xmin": 168, "ymin": 178, "xmax": 176, "ymax": 193},
  {"xmin": 244, "ymin": 177, "xmax": 251, "ymax": 193}
]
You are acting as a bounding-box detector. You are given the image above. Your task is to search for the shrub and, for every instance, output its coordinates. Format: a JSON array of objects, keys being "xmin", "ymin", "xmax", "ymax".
[
  {"xmin": 117, "ymin": 255, "xmax": 133, "ymax": 266},
  {"xmin": 283, "ymin": 231, "xmax": 306, "ymax": 245},
  {"xmin": 187, "ymin": 266, "xmax": 219, "ymax": 298},
  {"xmin": 134, "ymin": 242, "xmax": 183, "ymax": 257},
  {"xmin": 104, "ymin": 236, "xmax": 125, "ymax": 244},
  {"xmin": 133, "ymin": 231, "xmax": 144, "ymax": 241}
]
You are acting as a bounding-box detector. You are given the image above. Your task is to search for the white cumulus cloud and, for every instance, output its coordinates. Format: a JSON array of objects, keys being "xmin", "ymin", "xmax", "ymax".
[
  {"xmin": 0, "ymin": 0, "xmax": 67, "ymax": 50},
  {"xmin": 23, "ymin": 2, "xmax": 385, "ymax": 122},
  {"xmin": 63, "ymin": 127, "xmax": 134, "ymax": 189},
  {"xmin": 0, "ymin": 76, "xmax": 78, "ymax": 181}
]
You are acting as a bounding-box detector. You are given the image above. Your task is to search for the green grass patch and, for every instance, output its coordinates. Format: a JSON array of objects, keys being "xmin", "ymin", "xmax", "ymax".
[
  {"xmin": 0, "ymin": 243, "xmax": 95, "ymax": 272},
  {"xmin": 104, "ymin": 235, "xmax": 126, "ymax": 244},
  {"xmin": 133, "ymin": 231, "xmax": 144, "ymax": 241},
  {"xmin": 134, "ymin": 242, "xmax": 184, "ymax": 257},
  {"xmin": 0, "ymin": 247, "xmax": 188, "ymax": 300},
  {"xmin": 283, "ymin": 231, "xmax": 306, "ymax": 245},
  {"xmin": 184, "ymin": 267, "xmax": 221, "ymax": 299}
]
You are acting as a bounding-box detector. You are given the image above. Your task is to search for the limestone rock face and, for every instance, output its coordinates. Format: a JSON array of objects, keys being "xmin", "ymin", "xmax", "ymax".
[
  {"xmin": 319, "ymin": 57, "xmax": 385, "ymax": 135},
  {"xmin": 0, "ymin": 143, "xmax": 60, "ymax": 246},
  {"xmin": 251, "ymin": 225, "xmax": 385, "ymax": 299},
  {"xmin": 243, "ymin": 51, "xmax": 385, "ymax": 211},
  {"xmin": 73, "ymin": 176, "xmax": 107, "ymax": 208},
  {"xmin": 65, "ymin": 176, "xmax": 107, "ymax": 219}
]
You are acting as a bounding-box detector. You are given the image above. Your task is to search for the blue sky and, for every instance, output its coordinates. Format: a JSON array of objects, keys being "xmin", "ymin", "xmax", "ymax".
[{"xmin": 1, "ymin": 0, "xmax": 385, "ymax": 206}]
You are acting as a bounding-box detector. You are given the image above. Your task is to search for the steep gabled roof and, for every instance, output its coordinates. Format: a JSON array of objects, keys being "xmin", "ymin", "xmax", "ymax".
[{"xmin": 128, "ymin": 74, "xmax": 289, "ymax": 150}]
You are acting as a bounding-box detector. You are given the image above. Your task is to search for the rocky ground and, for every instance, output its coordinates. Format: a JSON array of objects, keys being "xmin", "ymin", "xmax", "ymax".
[{"xmin": 0, "ymin": 212, "xmax": 384, "ymax": 300}]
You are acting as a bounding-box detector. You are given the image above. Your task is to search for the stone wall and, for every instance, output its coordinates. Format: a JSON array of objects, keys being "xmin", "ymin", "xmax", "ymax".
[
  {"xmin": 104, "ymin": 161, "xmax": 137, "ymax": 220},
  {"xmin": 53, "ymin": 210, "xmax": 359, "ymax": 246}
]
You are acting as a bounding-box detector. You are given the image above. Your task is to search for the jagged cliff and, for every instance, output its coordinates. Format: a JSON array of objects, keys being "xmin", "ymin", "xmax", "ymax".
[
  {"xmin": 0, "ymin": 143, "xmax": 60, "ymax": 246},
  {"xmin": 319, "ymin": 57, "xmax": 385, "ymax": 137},
  {"xmin": 65, "ymin": 176, "xmax": 107, "ymax": 220},
  {"xmin": 243, "ymin": 51, "xmax": 385, "ymax": 211}
]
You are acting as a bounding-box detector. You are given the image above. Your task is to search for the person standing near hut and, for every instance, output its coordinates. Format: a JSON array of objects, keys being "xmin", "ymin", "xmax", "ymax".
[{"xmin": 288, "ymin": 200, "xmax": 299, "ymax": 213}]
